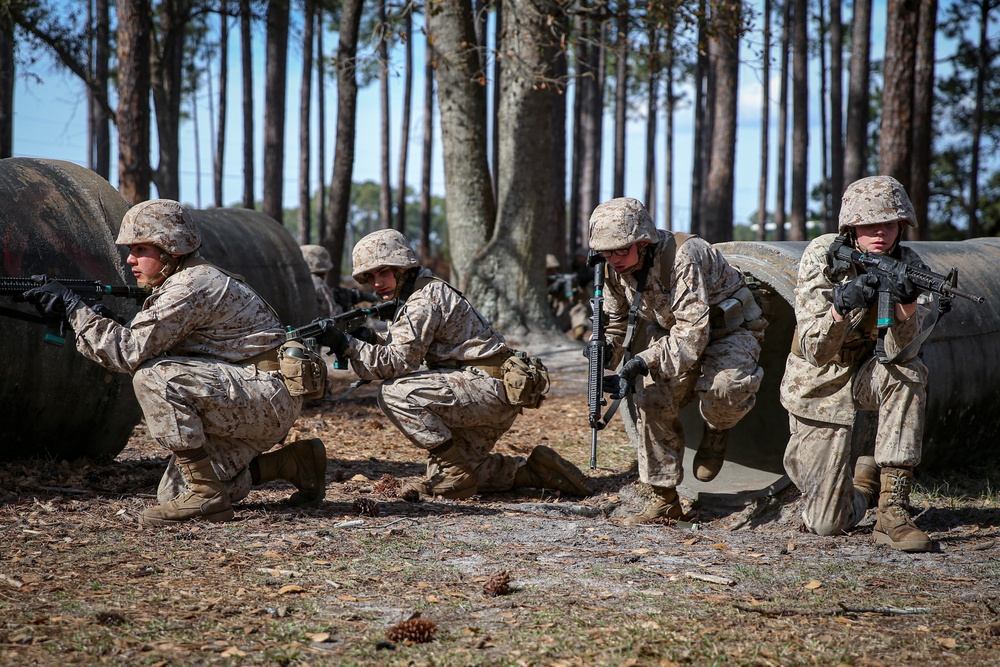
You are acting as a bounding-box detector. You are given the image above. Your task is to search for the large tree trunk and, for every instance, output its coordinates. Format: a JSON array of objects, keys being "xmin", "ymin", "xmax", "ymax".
[
  {"xmin": 568, "ymin": 12, "xmax": 585, "ymax": 250},
  {"xmin": 878, "ymin": 0, "xmax": 918, "ymax": 191},
  {"xmin": 774, "ymin": 0, "xmax": 790, "ymax": 241},
  {"xmin": 150, "ymin": 0, "xmax": 187, "ymax": 201},
  {"xmin": 818, "ymin": 0, "xmax": 830, "ymax": 232},
  {"xmin": 325, "ymin": 0, "xmax": 364, "ymax": 282},
  {"xmin": 829, "ymin": 0, "xmax": 844, "ymax": 224},
  {"xmin": 240, "ymin": 0, "xmax": 254, "ymax": 209},
  {"xmin": 418, "ymin": 31, "xmax": 434, "ymax": 264},
  {"xmin": 967, "ymin": 0, "xmax": 989, "ymax": 238},
  {"xmin": 316, "ymin": 6, "xmax": 327, "ymax": 243},
  {"xmin": 550, "ymin": 10, "xmax": 569, "ymax": 264},
  {"xmin": 395, "ymin": 7, "xmax": 413, "ymax": 235},
  {"xmin": 844, "ymin": 0, "xmax": 871, "ymax": 187},
  {"xmin": 756, "ymin": 0, "xmax": 771, "ymax": 240},
  {"xmin": 378, "ymin": 0, "xmax": 392, "ymax": 228},
  {"xmin": 664, "ymin": 19, "xmax": 675, "ymax": 230},
  {"xmin": 213, "ymin": 2, "xmax": 229, "ymax": 208},
  {"xmin": 117, "ymin": 0, "xmax": 151, "ymax": 205},
  {"xmin": 691, "ymin": 0, "xmax": 709, "ymax": 236},
  {"xmin": 426, "ymin": 0, "xmax": 494, "ymax": 289},
  {"xmin": 466, "ymin": 0, "xmax": 561, "ymax": 337},
  {"xmin": 703, "ymin": 0, "xmax": 740, "ymax": 243},
  {"xmin": 491, "ymin": 0, "xmax": 502, "ymax": 201},
  {"xmin": 298, "ymin": 0, "xmax": 315, "ymax": 244},
  {"xmin": 612, "ymin": 1, "xmax": 628, "ymax": 199},
  {"xmin": 644, "ymin": 26, "xmax": 659, "ymax": 220},
  {"xmin": 262, "ymin": 0, "xmax": 290, "ymax": 224},
  {"xmin": 577, "ymin": 12, "xmax": 600, "ymax": 249},
  {"xmin": 910, "ymin": 0, "xmax": 936, "ymax": 240},
  {"xmin": 789, "ymin": 0, "xmax": 808, "ymax": 242},
  {"xmin": 90, "ymin": 0, "xmax": 111, "ymax": 178}
]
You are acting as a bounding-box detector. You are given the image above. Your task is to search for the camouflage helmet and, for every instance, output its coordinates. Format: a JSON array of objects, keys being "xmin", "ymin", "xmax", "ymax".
[
  {"xmin": 839, "ymin": 175, "xmax": 917, "ymax": 233},
  {"xmin": 545, "ymin": 254, "xmax": 561, "ymax": 270},
  {"xmin": 116, "ymin": 199, "xmax": 202, "ymax": 255},
  {"xmin": 301, "ymin": 244, "xmax": 333, "ymax": 274},
  {"xmin": 588, "ymin": 197, "xmax": 659, "ymax": 251},
  {"xmin": 351, "ymin": 229, "xmax": 418, "ymax": 284}
]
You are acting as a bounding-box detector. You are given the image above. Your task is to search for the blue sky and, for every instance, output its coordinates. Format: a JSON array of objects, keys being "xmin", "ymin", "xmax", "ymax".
[{"xmin": 11, "ymin": 1, "xmax": 895, "ymax": 234}]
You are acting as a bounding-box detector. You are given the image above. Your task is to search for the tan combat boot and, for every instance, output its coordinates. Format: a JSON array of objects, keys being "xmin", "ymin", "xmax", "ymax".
[
  {"xmin": 141, "ymin": 448, "xmax": 234, "ymax": 526},
  {"xmin": 623, "ymin": 486, "xmax": 683, "ymax": 525},
  {"xmin": 514, "ymin": 446, "xmax": 592, "ymax": 496},
  {"xmin": 252, "ymin": 438, "xmax": 328, "ymax": 506},
  {"xmin": 873, "ymin": 467, "xmax": 932, "ymax": 553},
  {"xmin": 402, "ymin": 441, "xmax": 478, "ymax": 500},
  {"xmin": 853, "ymin": 456, "xmax": 880, "ymax": 510},
  {"xmin": 692, "ymin": 426, "xmax": 730, "ymax": 482}
]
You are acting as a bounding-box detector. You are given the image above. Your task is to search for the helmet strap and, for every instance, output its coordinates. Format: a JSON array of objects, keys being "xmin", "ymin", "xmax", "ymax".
[{"xmin": 143, "ymin": 251, "xmax": 181, "ymax": 288}]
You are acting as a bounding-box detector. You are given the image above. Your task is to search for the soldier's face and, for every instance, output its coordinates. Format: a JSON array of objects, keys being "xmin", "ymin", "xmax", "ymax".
[
  {"xmin": 127, "ymin": 244, "xmax": 167, "ymax": 288},
  {"xmin": 854, "ymin": 221, "xmax": 900, "ymax": 254},
  {"xmin": 368, "ymin": 267, "xmax": 398, "ymax": 300},
  {"xmin": 602, "ymin": 243, "xmax": 640, "ymax": 273}
]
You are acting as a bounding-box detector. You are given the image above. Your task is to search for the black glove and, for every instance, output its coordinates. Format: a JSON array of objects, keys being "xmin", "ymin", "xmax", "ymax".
[
  {"xmin": 22, "ymin": 280, "xmax": 84, "ymax": 319},
  {"xmin": 885, "ymin": 267, "xmax": 921, "ymax": 304},
  {"xmin": 833, "ymin": 274, "xmax": 878, "ymax": 315},
  {"xmin": 349, "ymin": 325, "xmax": 379, "ymax": 345},
  {"xmin": 316, "ymin": 320, "xmax": 349, "ymax": 356},
  {"xmin": 602, "ymin": 357, "xmax": 649, "ymax": 400}
]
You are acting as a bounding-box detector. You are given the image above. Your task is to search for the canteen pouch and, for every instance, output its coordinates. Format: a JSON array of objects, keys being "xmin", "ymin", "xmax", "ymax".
[
  {"xmin": 279, "ymin": 339, "xmax": 327, "ymax": 400},
  {"xmin": 501, "ymin": 350, "xmax": 550, "ymax": 409}
]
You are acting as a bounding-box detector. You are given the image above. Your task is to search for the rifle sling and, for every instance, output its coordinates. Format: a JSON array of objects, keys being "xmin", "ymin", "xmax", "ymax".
[
  {"xmin": 876, "ymin": 296, "xmax": 942, "ymax": 365},
  {"xmin": 0, "ymin": 305, "xmax": 49, "ymax": 325}
]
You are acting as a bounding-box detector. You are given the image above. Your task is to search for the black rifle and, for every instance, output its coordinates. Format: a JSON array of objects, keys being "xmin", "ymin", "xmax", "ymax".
[
  {"xmin": 332, "ymin": 286, "xmax": 379, "ymax": 311},
  {"xmin": 585, "ymin": 252, "xmax": 608, "ymax": 470},
  {"xmin": 831, "ymin": 236, "xmax": 985, "ymax": 363},
  {"xmin": 0, "ymin": 274, "xmax": 148, "ymax": 346},
  {"xmin": 286, "ymin": 299, "xmax": 398, "ymax": 370}
]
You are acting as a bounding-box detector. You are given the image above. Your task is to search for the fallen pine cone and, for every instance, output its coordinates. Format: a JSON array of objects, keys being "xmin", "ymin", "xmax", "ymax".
[
  {"xmin": 483, "ymin": 569, "xmax": 511, "ymax": 597},
  {"xmin": 386, "ymin": 614, "xmax": 437, "ymax": 643},
  {"xmin": 373, "ymin": 474, "xmax": 401, "ymax": 498},
  {"xmin": 352, "ymin": 497, "xmax": 380, "ymax": 517}
]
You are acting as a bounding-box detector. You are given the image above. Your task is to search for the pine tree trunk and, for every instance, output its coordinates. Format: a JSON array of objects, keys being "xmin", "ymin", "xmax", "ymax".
[
  {"xmin": 612, "ymin": 1, "xmax": 628, "ymax": 199},
  {"xmin": 117, "ymin": 0, "xmax": 151, "ymax": 205},
  {"xmin": 298, "ymin": 0, "xmax": 315, "ymax": 244},
  {"xmin": 378, "ymin": 0, "xmax": 392, "ymax": 229},
  {"xmin": 909, "ymin": 0, "xmax": 936, "ymax": 240},
  {"xmin": 395, "ymin": 8, "xmax": 413, "ymax": 235},
  {"xmin": 844, "ymin": 0, "xmax": 871, "ymax": 187},
  {"xmin": 263, "ymin": 0, "xmax": 290, "ymax": 224},
  {"xmin": 790, "ymin": 0, "xmax": 809, "ymax": 242},
  {"xmin": 418, "ymin": 30, "xmax": 434, "ymax": 264},
  {"xmin": 703, "ymin": 0, "xmax": 740, "ymax": 243},
  {"xmin": 878, "ymin": 0, "xmax": 917, "ymax": 191},
  {"xmin": 829, "ymin": 0, "xmax": 844, "ymax": 224},
  {"xmin": 240, "ymin": 0, "xmax": 254, "ymax": 209},
  {"xmin": 756, "ymin": 0, "xmax": 771, "ymax": 241},
  {"xmin": 213, "ymin": 2, "xmax": 228, "ymax": 208},
  {"xmin": 774, "ymin": 0, "xmax": 791, "ymax": 241}
]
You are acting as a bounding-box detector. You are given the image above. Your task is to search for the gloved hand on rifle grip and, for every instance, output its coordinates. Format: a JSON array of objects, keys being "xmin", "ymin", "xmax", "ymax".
[
  {"xmin": 21, "ymin": 280, "xmax": 84, "ymax": 319},
  {"xmin": 91, "ymin": 303, "xmax": 127, "ymax": 325},
  {"xmin": 833, "ymin": 274, "xmax": 878, "ymax": 316},
  {"xmin": 315, "ymin": 320, "xmax": 350, "ymax": 357},
  {"xmin": 349, "ymin": 325, "xmax": 379, "ymax": 345},
  {"xmin": 885, "ymin": 267, "xmax": 921, "ymax": 305},
  {"xmin": 602, "ymin": 357, "xmax": 649, "ymax": 400}
]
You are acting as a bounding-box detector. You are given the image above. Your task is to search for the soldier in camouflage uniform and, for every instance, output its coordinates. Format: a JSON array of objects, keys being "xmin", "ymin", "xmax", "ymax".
[
  {"xmin": 587, "ymin": 198, "xmax": 764, "ymax": 525},
  {"xmin": 780, "ymin": 176, "xmax": 932, "ymax": 552},
  {"xmin": 546, "ymin": 254, "xmax": 590, "ymax": 340},
  {"xmin": 301, "ymin": 244, "xmax": 344, "ymax": 320},
  {"xmin": 315, "ymin": 229, "xmax": 591, "ymax": 500},
  {"xmin": 23, "ymin": 200, "xmax": 327, "ymax": 526}
]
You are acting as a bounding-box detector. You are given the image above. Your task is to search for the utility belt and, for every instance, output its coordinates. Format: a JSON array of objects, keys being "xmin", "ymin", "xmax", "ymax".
[
  {"xmin": 428, "ymin": 351, "xmax": 512, "ymax": 379},
  {"xmin": 244, "ymin": 347, "xmax": 281, "ymax": 372},
  {"xmin": 709, "ymin": 285, "xmax": 766, "ymax": 340},
  {"xmin": 789, "ymin": 326, "xmax": 876, "ymax": 365}
]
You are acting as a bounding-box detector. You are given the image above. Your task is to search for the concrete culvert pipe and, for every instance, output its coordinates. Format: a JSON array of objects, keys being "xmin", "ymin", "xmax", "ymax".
[
  {"xmin": 633, "ymin": 239, "xmax": 1000, "ymax": 504},
  {"xmin": 0, "ymin": 158, "xmax": 143, "ymax": 461}
]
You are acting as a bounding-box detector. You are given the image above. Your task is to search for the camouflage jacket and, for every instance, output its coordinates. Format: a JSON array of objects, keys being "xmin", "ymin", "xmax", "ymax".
[
  {"xmin": 344, "ymin": 267, "xmax": 508, "ymax": 381},
  {"xmin": 68, "ymin": 256, "xmax": 285, "ymax": 374},
  {"xmin": 779, "ymin": 233, "xmax": 930, "ymax": 424},
  {"xmin": 604, "ymin": 230, "xmax": 746, "ymax": 388}
]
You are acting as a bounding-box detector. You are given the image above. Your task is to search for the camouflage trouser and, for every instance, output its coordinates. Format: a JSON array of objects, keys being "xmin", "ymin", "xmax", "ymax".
[
  {"xmin": 628, "ymin": 328, "xmax": 762, "ymax": 488},
  {"xmin": 783, "ymin": 355, "xmax": 927, "ymax": 535},
  {"xmin": 132, "ymin": 357, "xmax": 301, "ymax": 503},
  {"xmin": 378, "ymin": 367, "xmax": 523, "ymax": 492}
]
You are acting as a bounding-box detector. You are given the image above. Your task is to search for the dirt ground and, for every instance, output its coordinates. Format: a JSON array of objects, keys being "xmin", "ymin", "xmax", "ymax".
[{"xmin": 1, "ymin": 345, "xmax": 999, "ymax": 666}]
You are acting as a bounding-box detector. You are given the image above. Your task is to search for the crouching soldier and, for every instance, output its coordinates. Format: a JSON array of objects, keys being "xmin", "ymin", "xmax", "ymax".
[
  {"xmin": 588, "ymin": 198, "xmax": 764, "ymax": 524},
  {"xmin": 301, "ymin": 244, "xmax": 344, "ymax": 320},
  {"xmin": 314, "ymin": 229, "xmax": 591, "ymax": 500},
  {"xmin": 23, "ymin": 200, "xmax": 327, "ymax": 525}
]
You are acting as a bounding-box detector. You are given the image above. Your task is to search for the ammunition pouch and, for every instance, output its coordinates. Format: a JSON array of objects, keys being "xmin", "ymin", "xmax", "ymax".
[
  {"xmin": 709, "ymin": 285, "xmax": 765, "ymax": 340},
  {"xmin": 278, "ymin": 340, "xmax": 328, "ymax": 399},
  {"xmin": 501, "ymin": 350, "xmax": 550, "ymax": 409}
]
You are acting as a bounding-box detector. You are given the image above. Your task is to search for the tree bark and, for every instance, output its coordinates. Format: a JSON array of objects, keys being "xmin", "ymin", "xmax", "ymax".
[
  {"xmin": 550, "ymin": 8, "xmax": 568, "ymax": 263},
  {"xmin": 703, "ymin": 0, "xmax": 741, "ymax": 243},
  {"xmin": 316, "ymin": 6, "xmax": 327, "ymax": 243},
  {"xmin": 829, "ymin": 0, "xmax": 844, "ymax": 224},
  {"xmin": 240, "ymin": 0, "xmax": 254, "ymax": 209},
  {"xmin": 644, "ymin": 26, "xmax": 659, "ymax": 221},
  {"xmin": 664, "ymin": 17, "xmax": 675, "ymax": 230},
  {"xmin": 298, "ymin": 0, "xmax": 315, "ymax": 244},
  {"xmin": 325, "ymin": 0, "xmax": 364, "ymax": 282},
  {"xmin": 263, "ymin": 0, "xmax": 290, "ymax": 224},
  {"xmin": 818, "ymin": 0, "xmax": 831, "ymax": 232},
  {"xmin": 878, "ymin": 0, "xmax": 918, "ymax": 191},
  {"xmin": 395, "ymin": 7, "xmax": 413, "ymax": 235},
  {"xmin": 419, "ymin": 30, "xmax": 434, "ymax": 263},
  {"xmin": 150, "ymin": 0, "xmax": 187, "ymax": 201},
  {"xmin": 691, "ymin": 0, "xmax": 708, "ymax": 235},
  {"xmin": 612, "ymin": 1, "xmax": 628, "ymax": 199},
  {"xmin": 426, "ymin": 0, "xmax": 494, "ymax": 289},
  {"xmin": 844, "ymin": 0, "xmax": 871, "ymax": 187},
  {"xmin": 91, "ymin": 0, "xmax": 111, "ymax": 179},
  {"xmin": 117, "ymin": 0, "xmax": 151, "ymax": 205},
  {"xmin": 909, "ymin": 0, "xmax": 936, "ymax": 240},
  {"xmin": 756, "ymin": 0, "xmax": 770, "ymax": 240},
  {"xmin": 774, "ymin": 0, "xmax": 791, "ymax": 240},
  {"xmin": 214, "ymin": 1, "xmax": 229, "ymax": 208},
  {"xmin": 789, "ymin": 0, "xmax": 808, "ymax": 242},
  {"xmin": 378, "ymin": 0, "xmax": 392, "ymax": 228}
]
